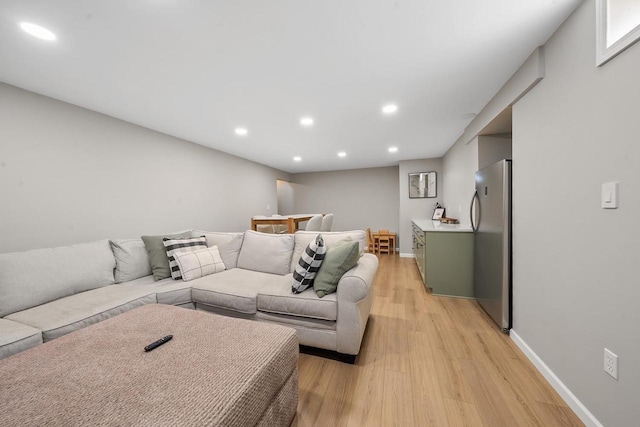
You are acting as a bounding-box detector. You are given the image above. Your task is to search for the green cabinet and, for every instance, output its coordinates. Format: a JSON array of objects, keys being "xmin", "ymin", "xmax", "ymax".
[{"xmin": 412, "ymin": 221, "xmax": 474, "ymax": 298}]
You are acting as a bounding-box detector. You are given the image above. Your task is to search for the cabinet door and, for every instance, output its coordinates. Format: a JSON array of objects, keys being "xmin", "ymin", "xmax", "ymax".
[{"xmin": 425, "ymin": 232, "xmax": 473, "ymax": 297}]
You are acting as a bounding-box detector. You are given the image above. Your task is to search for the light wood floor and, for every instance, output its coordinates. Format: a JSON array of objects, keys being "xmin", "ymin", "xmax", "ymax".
[{"xmin": 292, "ymin": 254, "xmax": 583, "ymax": 427}]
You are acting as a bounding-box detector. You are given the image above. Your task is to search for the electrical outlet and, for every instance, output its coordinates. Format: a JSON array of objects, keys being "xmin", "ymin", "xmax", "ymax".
[{"xmin": 604, "ymin": 348, "xmax": 618, "ymax": 380}]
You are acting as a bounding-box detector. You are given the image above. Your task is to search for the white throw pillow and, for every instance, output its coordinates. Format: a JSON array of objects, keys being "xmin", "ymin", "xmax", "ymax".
[{"xmin": 173, "ymin": 246, "xmax": 226, "ymax": 281}]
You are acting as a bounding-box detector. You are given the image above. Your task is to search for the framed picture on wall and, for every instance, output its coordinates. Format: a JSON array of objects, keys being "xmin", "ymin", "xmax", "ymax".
[{"xmin": 408, "ymin": 171, "xmax": 437, "ymax": 198}]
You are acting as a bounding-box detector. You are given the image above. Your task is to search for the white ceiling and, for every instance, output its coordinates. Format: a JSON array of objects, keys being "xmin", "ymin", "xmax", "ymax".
[{"xmin": 0, "ymin": 0, "xmax": 582, "ymax": 173}]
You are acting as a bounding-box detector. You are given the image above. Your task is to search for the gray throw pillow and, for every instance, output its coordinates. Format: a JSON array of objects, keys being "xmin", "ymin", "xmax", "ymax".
[
  {"xmin": 141, "ymin": 231, "xmax": 192, "ymax": 281},
  {"xmin": 313, "ymin": 239, "xmax": 360, "ymax": 298}
]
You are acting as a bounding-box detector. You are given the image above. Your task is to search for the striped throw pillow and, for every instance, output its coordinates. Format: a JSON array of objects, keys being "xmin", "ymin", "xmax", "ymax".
[
  {"xmin": 292, "ymin": 234, "xmax": 326, "ymax": 294},
  {"xmin": 173, "ymin": 246, "xmax": 226, "ymax": 282},
  {"xmin": 163, "ymin": 236, "xmax": 207, "ymax": 280}
]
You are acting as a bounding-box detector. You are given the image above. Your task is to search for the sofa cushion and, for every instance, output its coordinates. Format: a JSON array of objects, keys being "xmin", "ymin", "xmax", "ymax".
[
  {"xmin": 192, "ymin": 231, "xmax": 244, "ymax": 269},
  {"xmin": 162, "ymin": 236, "xmax": 207, "ymax": 280},
  {"xmin": 237, "ymin": 231, "xmax": 294, "ymax": 276},
  {"xmin": 191, "ymin": 268, "xmax": 288, "ymax": 314},
  {"xmin": 292, "ymin": 234, "xmax": 326, "ymax": 294},
  {"xmin": 110, "ymin": 239, "xmax": 152, "ymax": 283},
  {"xmin": 0, "ymin": 240, "xmax": 116, "ymax": 318},
  {"xmin": 314, "ymin": 240, "xmax": 361, "ymax": 298},
  {"xmin": 258, "ymin": 285, "xmax": 337, "ymax": 321},
  {"xmin": 174, "ymin": 246, "xmax": 226, "ymax": 281},
  {"xmin": 5, "ymin": 286, "xmax": 157, "ymax": 342},
  {"xmin": 290, "ymin": 230, "xmax": 366, "ymax": 272},
  {"xmin": 124, "ymin": 275, "xmax": 193, "ymax": 306},
  {"xmin": 141, "ymin": 231, "xmax": 193, "ymax": 281},
  {"xmin": 0, "ymin": 318, "xmax": 43, "ymax": 360}
]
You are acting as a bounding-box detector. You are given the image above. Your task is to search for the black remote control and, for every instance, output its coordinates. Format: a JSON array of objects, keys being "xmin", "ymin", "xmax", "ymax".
[{"xmin": 144, "ymin": 335, "xmax": 173, "ymax": 352}]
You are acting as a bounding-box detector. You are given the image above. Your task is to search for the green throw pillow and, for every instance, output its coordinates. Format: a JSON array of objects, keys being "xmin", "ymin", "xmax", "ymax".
[
  {"xmin": 141, "ymin": 231, "xmax": 192, "ymax": 281},
  {"xmin": 313, "ymin": 240, "xmax": 360, "ymax": 298}
]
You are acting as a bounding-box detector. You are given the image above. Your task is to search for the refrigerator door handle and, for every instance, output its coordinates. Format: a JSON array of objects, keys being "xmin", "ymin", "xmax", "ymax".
[{"xmin": 470, "ymin": 190, "xmax": 480, "ymax": 232}]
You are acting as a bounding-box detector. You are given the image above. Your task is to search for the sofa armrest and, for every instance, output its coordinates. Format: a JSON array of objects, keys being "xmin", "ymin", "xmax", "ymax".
[
  {"xmin": 336, "ymin": 253, "xmax": 378, "ymax": 355},
  {"xmin": 336, "ymin": 254, "xmax": 378, "ymax": 303}
]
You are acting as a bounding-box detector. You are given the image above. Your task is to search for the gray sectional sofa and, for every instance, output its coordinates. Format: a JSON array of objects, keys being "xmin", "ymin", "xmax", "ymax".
[{"xmin": 0, "ymin": 229, "xmax": 378, "ymax": 361}]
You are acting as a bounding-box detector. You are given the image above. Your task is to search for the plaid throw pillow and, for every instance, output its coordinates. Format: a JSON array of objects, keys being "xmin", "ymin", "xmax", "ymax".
[
  {"xmin": 173, "ymin": 246, "xmax": 226, "ymax": 281},
  {"xmin": 292, "ymin": 234, "xmax": 326, "ymax": 294},
  {"xmin": 163, "ymin": 236, "xmax": 207, "ymax": 280}
]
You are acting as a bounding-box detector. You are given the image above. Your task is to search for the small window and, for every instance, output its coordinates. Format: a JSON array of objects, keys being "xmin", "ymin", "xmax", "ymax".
[{"xmin": 597, "ymin": 0, "xmax": 640, "ymax": 66}]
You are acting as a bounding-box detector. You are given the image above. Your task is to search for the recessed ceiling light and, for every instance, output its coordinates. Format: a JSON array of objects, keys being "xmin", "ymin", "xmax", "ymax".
[
  {"xmin": 234, "ymin": 127, "xmax": 248, "ymax": 136},
  {"xmin": 388, "ymin": 146, "xmax": 398, "ymax": 153},
  {"xmin": 382, "ymin": 104, "xmax": 398, "ymax": 115},
  {"xmin": 300, "ymin": 117, "xmax": 314, "ymax": 127},
  {"xmin": 19, "ymin": 22, "xmax": 56, "ymax": 41},
  {"xmin": 293, "ymin": 156, "xmax": 302, "ymax": 162},
  {"xmin": 338, "ymin": 151, "xmax": 347, "ymax": 158}
]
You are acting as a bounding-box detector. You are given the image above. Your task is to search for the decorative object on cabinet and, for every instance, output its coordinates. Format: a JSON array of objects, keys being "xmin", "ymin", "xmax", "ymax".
[
  {"xmin": 432, "ymin": 207, "xmax": 445, "ymax": 220},
  {"xmin": 408, "ymin": 171, "xmax": 437, "ymax": 198},
  {"xmin": 440, "ymin": 217, "xmax": 459, "ymax": 224}
]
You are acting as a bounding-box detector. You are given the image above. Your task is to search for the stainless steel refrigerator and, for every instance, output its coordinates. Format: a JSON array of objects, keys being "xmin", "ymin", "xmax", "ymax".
[{"xmin": 470, "ymin": 159, "xmax": 512, "ymax": 332}]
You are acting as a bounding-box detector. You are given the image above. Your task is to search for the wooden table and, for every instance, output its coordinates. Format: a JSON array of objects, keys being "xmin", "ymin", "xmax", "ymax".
[
  {"xmin": 251, "ymin": 214, "xmax": 315, "ymax": 234},
  {"xmin": 372, "ymin": 232, "xmax": 397, "ymax": 254}
]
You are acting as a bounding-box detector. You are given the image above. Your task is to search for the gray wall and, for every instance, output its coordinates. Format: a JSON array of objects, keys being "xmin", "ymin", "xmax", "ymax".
[
  {"xmin": 290, "ymin": 166, "xmax": 399, "ymax": 235},
  {"xmin": 442, "ymin": 138, "xmax": 478, "ymax": 226},
  {"xmin": 513, "ymin": 1, "xmax": 640, "ymax": 425},
  {"xmin": 398, "ymin": 159, "xmax": 443, "ymax": 254},
  {"xmin": 441, "ymin": 135, "xmax": 512, "ymax": 227},
  {"xmin": 276, "ymin": 179, "xmax": 295, "ymax": 215},
  {"xmin": 478, "ymin": 135, "xmax": 512, "ymax": 170},
  {"xmin": 0, "ymin": 84, "xmax": 289, "ymax": 253}
]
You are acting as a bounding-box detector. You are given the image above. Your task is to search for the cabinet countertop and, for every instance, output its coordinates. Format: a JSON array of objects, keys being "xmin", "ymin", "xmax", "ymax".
[{"xmin": 412, "ymin": 219, "xmax": 473, "ymax": 233}]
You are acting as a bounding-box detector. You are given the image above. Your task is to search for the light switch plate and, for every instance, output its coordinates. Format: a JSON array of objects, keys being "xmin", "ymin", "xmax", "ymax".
[{"xmin": 601, "ymin": 182, "xmax": 618, "ymax": 209}]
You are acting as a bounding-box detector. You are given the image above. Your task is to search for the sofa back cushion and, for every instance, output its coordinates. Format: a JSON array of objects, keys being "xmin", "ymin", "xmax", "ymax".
[
  {"xmin": 192, "ymin": 231, "xmax": 244, "ymax": 269},
  {"xmin": 237, "ymin": 231, "xmax": 294, "ymax": 276},
  {"xmin": 290, "ymin": 230, "xmax": 366, "ymax": 272},
  {"xmin": 0, "ymin": 240, "xmax": 116, "ymax": 317},
  {"xmin": 110, "ymin": 239, "xmax": 152, "ymax": 283}
]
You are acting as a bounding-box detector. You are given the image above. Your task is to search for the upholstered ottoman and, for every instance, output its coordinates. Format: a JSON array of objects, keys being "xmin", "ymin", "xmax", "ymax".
[{"xmin": 0, "ymin": 304, "xmax": 298, "ymax": 426}]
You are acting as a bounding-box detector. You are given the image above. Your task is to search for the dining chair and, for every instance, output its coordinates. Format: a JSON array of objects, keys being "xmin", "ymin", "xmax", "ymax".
[
  {"xmin": 321, "ymin": 214, "xmax": 334, "ymax": 232},
  {"xmin": 377, "ymin": 229, "xmax": 391, "ymax": 254},
  {"xmin": 366, "ymin": 228, "xmax": 378, "ymax": 253},
  {"xmin": 305, "ymin": 214, "xmax": 323, "ymax": 231}
]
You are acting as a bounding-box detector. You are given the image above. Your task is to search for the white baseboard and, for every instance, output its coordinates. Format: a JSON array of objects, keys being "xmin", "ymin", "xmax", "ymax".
[
  {"xmin": 510, "ymin": 330, "xmax": 602, "ymax": 427},
  {"xmin": 399, "ymin": 252, "xmax": 414, "ymax": 258}
]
